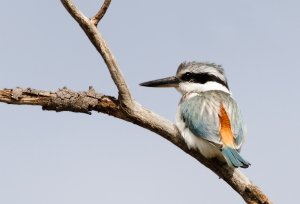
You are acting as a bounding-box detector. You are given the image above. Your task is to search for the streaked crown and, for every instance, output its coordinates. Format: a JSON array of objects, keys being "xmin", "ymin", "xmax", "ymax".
[{"xmin": 176, "ymin": 62, "xmax": 228, "ymax": 89}]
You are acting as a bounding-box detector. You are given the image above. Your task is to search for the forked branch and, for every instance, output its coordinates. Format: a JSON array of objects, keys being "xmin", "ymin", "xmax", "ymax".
[
  {"xmin": 0, "ymin": 0, "xmax": 272, "ymax": 203},
  {"xmin": 61, "ymin": 0, "xmax": 132, "ymax": 106},
  {"xmin": 91, "ymin": 0, "xmax": 111, "ymax": 26}
]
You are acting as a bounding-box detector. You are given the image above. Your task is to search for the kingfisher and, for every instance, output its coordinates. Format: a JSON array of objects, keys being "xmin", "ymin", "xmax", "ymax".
[{"xmin": 140, "ymin": 61, "xmax": 250, "ymax": 168}]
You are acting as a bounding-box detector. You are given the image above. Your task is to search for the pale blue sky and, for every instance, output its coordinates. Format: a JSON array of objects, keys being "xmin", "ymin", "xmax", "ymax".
[{"xmin": 1, "ymin": 0, "xmax": 299, "ymax": 203}]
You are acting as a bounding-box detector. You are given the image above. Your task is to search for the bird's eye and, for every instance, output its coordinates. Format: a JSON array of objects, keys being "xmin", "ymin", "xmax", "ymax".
[{"xmin": 181, "ymin": 72, "xmax": 193, "ymax": 81}]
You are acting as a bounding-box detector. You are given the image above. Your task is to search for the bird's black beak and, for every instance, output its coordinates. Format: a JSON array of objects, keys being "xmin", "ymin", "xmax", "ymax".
[{"xmin": 140, "ymin": 76, "xmax": 180, "ymax": 88}]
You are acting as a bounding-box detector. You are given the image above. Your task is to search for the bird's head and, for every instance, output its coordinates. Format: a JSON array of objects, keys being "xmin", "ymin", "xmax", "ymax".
[{"xmin": 140, "ymin": 61, "xmax": 230, "ymax": 95}]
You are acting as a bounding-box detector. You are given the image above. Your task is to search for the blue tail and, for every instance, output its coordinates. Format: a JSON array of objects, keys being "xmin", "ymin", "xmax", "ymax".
[{"xmin": 222, "ymin": 147, "xmax": 250, "ymax": 168}]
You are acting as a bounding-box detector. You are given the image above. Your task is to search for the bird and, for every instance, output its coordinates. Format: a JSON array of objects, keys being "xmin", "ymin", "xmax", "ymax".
[{"xmin": 140, "ymin": 61, "xmax": 250, "ymax": 168}]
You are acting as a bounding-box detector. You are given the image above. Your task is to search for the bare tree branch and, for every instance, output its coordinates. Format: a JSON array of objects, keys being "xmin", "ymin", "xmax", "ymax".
[
  {"xmin": 91, "ymin": 0, "xmax": 111, "ymax": 26},
  {"xmin": 0, "ymin": 86, "xmax": 271, "ymax": 203},
  {"xmin": 0, "ymin": 1, "xmax": 272, "ymax": 203}
]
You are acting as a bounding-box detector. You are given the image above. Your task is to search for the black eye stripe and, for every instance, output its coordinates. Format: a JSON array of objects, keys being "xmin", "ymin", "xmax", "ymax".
[{"xmin": 180, "ymin": 72, "xmax": 229, "ymax": 89}]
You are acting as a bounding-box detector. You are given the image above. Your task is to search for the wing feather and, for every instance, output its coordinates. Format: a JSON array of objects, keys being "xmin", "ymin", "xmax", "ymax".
[{"xmin": 179, "ymin": 91, "xmax": 245, "ymax": 150}]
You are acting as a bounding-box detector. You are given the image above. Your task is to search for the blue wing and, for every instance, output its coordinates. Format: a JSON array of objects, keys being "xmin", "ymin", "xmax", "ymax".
[{"xmin": 179, "ymin": 91, "xmax": 245, "ymax": 150}]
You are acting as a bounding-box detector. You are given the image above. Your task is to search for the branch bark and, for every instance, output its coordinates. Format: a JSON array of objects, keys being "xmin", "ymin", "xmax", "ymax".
[
  {"xmin": 0, "ymin": 87, "xmax": 123, "ymax": 117},
  {"xmin": 0, "ymin": 1, "xmax": 272, "ymax": 203}
]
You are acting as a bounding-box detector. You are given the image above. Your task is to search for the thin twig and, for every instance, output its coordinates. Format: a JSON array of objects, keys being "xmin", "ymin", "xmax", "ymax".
[
  {"xmin": 61, "ymin": 0, "xmax": 133, "ymax": 106},
  {"xmin": 91, "ymin": 0, "xmax": 111, "ymax": 26}
]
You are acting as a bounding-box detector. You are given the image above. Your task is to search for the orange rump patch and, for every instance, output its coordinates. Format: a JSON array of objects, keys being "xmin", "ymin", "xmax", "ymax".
[{"xmin": 219, "ymin": 104, "xmax": 234, "ymax": 147}]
